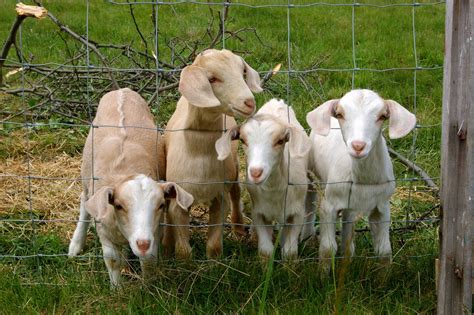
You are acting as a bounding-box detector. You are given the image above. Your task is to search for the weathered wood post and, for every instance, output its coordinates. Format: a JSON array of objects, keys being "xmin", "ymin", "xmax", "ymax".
[{"xmin": 437, "ymin": 0, "xmax": 473, "ymax": 313}]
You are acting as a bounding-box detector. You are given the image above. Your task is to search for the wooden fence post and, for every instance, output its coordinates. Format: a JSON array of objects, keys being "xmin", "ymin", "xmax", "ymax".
[{"xmin": 438, "ymin": 0, "xmax": 473, "ymax": 313}]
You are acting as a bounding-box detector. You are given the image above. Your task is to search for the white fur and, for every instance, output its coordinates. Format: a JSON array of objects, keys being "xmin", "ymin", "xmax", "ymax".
[
  {"xmin": 306, "ymin": 89, "xmax": 416, "ymax": 272},
  {"xmin": 117, "ymin": 175, "xmax": 163, "ymax": 258},
  {"xmin": 216, "ymin": 99, "xmax": 311, "ymax": 259}
]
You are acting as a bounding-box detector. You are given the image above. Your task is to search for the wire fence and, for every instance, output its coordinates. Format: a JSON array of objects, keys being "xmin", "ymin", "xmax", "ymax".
[{"xmin": 0, "ymin": 0, "xmax": 443, "ymax": 267}]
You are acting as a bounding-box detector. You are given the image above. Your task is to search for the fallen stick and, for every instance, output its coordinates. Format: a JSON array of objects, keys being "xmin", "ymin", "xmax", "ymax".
[
  {"xmin": 0, "ymin": 3, "xmax": 47, "ymax": 87},
  {"xmin": 41, "ymin": 11, "xmax": 120, "ymax": 90},
  {"xmin": 388, "ymin": 146, "xmax": 439, "ymax": 194}
]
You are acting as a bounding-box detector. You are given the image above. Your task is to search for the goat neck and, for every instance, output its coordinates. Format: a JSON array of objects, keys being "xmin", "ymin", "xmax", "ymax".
[
  {"xmin": 182, "ymin": 98, "xmax": 227, "ymax": 131},
  {"xmin": 350, "ymin": 134, "xmax": 392, "ymax": 184}
]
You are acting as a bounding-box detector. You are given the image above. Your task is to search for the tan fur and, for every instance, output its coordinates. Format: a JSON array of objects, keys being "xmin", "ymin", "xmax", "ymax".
[
  {"xmin": 82, "ymin": 88, "xmax": 165, "ymax": 194},
  {"xmin": 69, "ymin": 88, "xmax": 169, "ymax": 286},
  {"xmin": 164, "ymin": 49, "xmax": 262, "ymax": 259}
]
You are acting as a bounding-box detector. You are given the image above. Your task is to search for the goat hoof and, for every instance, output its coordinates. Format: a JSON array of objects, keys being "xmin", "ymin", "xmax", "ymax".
[
  {"xmin": 68, "ymin": 242, "xmax": 82, "ymax": 257},
  {"xmin": 206, "ymin": 245, "xmax": 222, "ymax": 258},
  {"xmin": 175, "ymin": 245, "xmax": 192, "ymax": 260},
  {"xmin": 232, "ymin": 225, "xmax": 248, "ymax": 238}
]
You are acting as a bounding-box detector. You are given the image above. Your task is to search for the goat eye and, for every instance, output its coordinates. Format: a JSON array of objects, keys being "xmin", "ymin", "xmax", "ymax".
[
  {"xmin": 115, "ymin": 204, "xmax": 125, "ymax": 211},
  {"xmin": 209, "ymin": 77, "xmax": 218, "ymax": 84},
  {"xmin": 378, "ymin": 115, "xmax": 388, "ymax": 122},
  {"xmin": 275, "ymin": 139, "xmax": 285, "ymax": 146},
  {"xmin": 335, "ymin": 113, "xmax": 344, "ymax": 119}
]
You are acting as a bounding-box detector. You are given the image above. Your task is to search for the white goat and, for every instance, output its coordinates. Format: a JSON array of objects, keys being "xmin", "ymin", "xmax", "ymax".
[
  {"xmin": 68, "ymin": 88, "xmax": 194, "ymax": 286},
  {"xmin": 306, "ymin": 89, "xmax": 416, "ymax": 271},
  {"xmin": 216, "ymin": 99, "xmax": 312, "ymax": 259},
  {"xmin": 163, "ymin": 49, "xmax": 262, "ymax": 259}
]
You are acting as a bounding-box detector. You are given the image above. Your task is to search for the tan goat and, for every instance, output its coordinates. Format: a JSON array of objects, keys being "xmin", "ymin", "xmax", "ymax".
[
  {"xmin": 164, "ymin": 49, "xmax": 262, "ymax": 259},
  {"xmin": 68, "ymin": 88, "xmax": 193, "ymax": 286}
]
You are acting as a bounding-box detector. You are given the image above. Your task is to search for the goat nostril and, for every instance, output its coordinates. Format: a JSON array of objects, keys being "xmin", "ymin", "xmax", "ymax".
[
  {"xmin": 351, "ymin": 141, "xmax": 366, "ymax": 153},
  {"xmin": 250, "ymin": 167, "xmax": 263, "ymax": 179},
  {"xmin": 136, "ymin": 239, "xmax": 151, "ymax": 252},
  {"xmin": 244, "ymin": 99, "xmax": 255, "ymax": 109}
]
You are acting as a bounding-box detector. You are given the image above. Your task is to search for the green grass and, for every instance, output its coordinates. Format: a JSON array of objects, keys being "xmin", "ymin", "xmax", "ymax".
[
  {"xmin": 0, "ymin": 0, "xmax": 444, "ymax": 313},
  {"xmin": 0, "ymin": 227, "xmax": 437, "ymax": 313}
]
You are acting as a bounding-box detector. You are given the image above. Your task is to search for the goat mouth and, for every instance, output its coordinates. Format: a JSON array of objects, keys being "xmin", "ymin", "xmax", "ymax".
[
  {"xmin": 248, "ymin": 174, "xmax": 269, "ymax": 185},
  {"xmin": 233, "ymin": 107, "xmax": 254, "ymax": 118},
  {"xmin": 349, "ymin": 151, "xmax": 369, "ymax": 159},
  {"xmin": 132, "ymin": 249, "xmax": 154, "ymax": 259}
]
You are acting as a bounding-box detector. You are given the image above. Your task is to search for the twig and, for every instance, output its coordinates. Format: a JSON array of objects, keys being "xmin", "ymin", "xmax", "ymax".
[
  {"xmin": 261, "ymin": 63, "xmax": 281, "ymax": 88},
  {"xmin": 146, "ymin": 82, "xmax": 179, "ymax": 106},
  {"xmin": 33, "ymin": 0, "xmax": 119, "ymax": 90},
  {"xmin": 388, "ymin": 147, "xmax": 439, "ymax": 194},
  {"xmin": 127, "ymin": 0, "xmax": 150, "ymax": 68},
  {"xmin": 0, "ymin": 3, "xmax": 47, "ymax": 86}
]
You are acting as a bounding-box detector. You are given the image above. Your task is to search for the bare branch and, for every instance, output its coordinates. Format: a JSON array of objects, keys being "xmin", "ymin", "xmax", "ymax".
[
  {"xmin": 32, "ymin": 0, "xmax": 119, "ymax": 90},
  {"xmin": 388, "ymin": 147, "xmax": 439, "ymax": 194}
]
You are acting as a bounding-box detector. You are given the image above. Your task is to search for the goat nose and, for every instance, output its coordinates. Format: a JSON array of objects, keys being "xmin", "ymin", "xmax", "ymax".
[
  {"xmin": 244, "ymin": 98, "xmax": 256, "ymax": 110},
  {"xmin": 136, "ymin": 239, "xmax": 151, "ymax": 253},
  {"xmin": 250, "ymin": 167, "xmax": 263, "ymax": 179},
  {"xmin": 351, "ymin": 140, "xmax": 366, "ymax": 153}
]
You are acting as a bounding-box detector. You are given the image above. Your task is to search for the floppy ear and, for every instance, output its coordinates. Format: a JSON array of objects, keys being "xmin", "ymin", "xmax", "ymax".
[
  {"xmin": 287, "ymin": 127, "xmax": 312, "ymax": 158},
  {"xmin": 84, "ymin": 186, "xmax": 115, "ymax": 224},
  {"xmin": 161, "ymin": 182, "xmax": 194, "ymax": 209},
  {"xmin": 179, "ymin": 65, "xmax": 221, "ymax": 108},
  {"xmin": 242, "ymin": 58, "xmax": 263, "ymax": 93},
  {"xmin": 306, "ymin": 99, "xmax": 339, "ymax": 136},
  {"xmin": 385, "ymin": 100, "xmax": 417, "ymax": 139},
  {"xmin": 215, "ymin": 125, "xmax": 240, "ymax": 161}
]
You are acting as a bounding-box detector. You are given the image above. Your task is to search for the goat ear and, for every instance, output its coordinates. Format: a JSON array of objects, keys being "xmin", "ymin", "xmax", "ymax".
[
  {"xmin": 179, "ymin": 65, "xmax": 221, "ymax": 108},
  {"xmin": 306, "ymin": 99, "xmax": 339, "ymax": 136},
  {"xmin": 288, "ymin": 127, "xmax": 312, "ymax": 158},
  {"xmin": 84, "ymin": 186, "xmax": 115, "ymax": 223},
  {"xmin": 215, "ymin": 126, "xmax": 240, "ymax": 161},
  {"xmin": 242, "ymin": 58, "xmax": 263, "ymax": 93},
  {"xmin": 161, "ymin": 182, "xmax": 194, "ymax": 209},
  {"xmin": 385, "ymin": 100, "xmax": 416, "ymax": 139}
]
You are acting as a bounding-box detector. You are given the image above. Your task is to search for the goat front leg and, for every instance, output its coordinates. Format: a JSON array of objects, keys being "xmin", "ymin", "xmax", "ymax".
[
  {"xmin": 68, "ymin": 192, "xmax": 90, "ymax": 256},
  {"xmin": 207, "ymin": 196, "xmax": 228, "ymax": 258},
  {"xmin": 253, "ymin": 212, "xmax": 274, "ymax": 259},
  {"xmin": 229, "ymin": 183, "xmax": 247, "ymax": 237},
  {"xmin": 319, "ymin": 198, "xmax": 338, "ymax": 274},
  {"xmin": 282, "ymin": 212, "xmax": 303, "ymax": 260},
  {"xmin": 300, "ymin": 187, "xmax": 316, "ymax": 241},
  {"xmin": 101, "ymin": 238, "xmax": 123, "ymax": 287},
  {"xmin": 341, "ymin": 210, "xmax": 356, "ymax": 258},
  {"xmin": 167, "ymin": 200, "xmax": 192, "ymax": 259},
  {"xmin": 370, "ymin": 201, "xmax": 392, "ymax": 264}
]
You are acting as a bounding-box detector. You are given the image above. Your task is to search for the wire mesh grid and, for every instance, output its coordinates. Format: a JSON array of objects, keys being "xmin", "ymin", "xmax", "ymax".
[{"xmin": 0, "ymin": 0, "xmax": 443, "ymax": 271}]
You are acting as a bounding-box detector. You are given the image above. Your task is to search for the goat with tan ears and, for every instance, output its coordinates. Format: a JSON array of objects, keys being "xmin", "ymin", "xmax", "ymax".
[
  {"xmin": 68, "ymin": 88, "xmax": 193, "ymax": 286},
  {"xmin": 163, "ymin": 49, "xmax": 262, "ymax": 259},
  {"xmin": 306, "ymin": 89, "xmax": 416, "ymax": 273},
  {"xmin": 216, "ymin": 99, "xmax": 312, "ymax": 260}
]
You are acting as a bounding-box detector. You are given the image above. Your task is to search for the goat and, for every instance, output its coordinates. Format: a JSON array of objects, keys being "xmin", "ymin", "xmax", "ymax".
[
  {"xmin": 216, "ymin": 99, "xmax": 312, "ymax": 259},
  {"xmin": 306, "ymin": 89, "xmax": 416, "ymax": 272},
  {"xmin": 68, "ymin": 88, "xmax": 194, "ymax": 286},
  {"xmin": 163, "ymin": 49, "xmax": 262, "ymax": 259}
]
